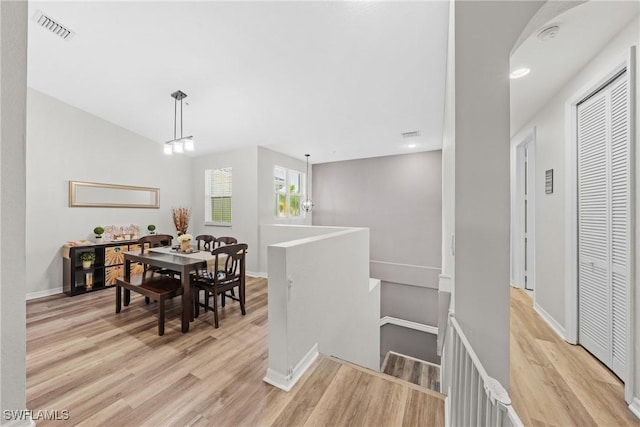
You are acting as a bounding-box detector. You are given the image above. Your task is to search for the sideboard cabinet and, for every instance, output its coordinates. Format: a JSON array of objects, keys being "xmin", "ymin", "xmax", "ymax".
[{"xmin": 62, "ymin": 241, "xmax": 146, "ymax": 296}]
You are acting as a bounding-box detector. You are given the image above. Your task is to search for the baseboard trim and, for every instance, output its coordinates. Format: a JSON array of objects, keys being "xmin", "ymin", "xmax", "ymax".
[
  {"xmin": 263, "ymin": 343, "xmax": 319, "ymax": 392},
  {"xmin": 248, "ymin": 271, "xmax": 267, "ymax": 279},
  {"xmin": 533, "ymin": 302, "xmax": 566, "ymax": 340},
  {"xmin": 26, "ymin": 287, "xmax": 63, "ymax": 301},
  {"xmin": 380, "ymin": 316, "xmax": 438, "ymax": 335},
  {"xmin": 629, "ymin": 397, "xmax": 640, "ymax": 419}
]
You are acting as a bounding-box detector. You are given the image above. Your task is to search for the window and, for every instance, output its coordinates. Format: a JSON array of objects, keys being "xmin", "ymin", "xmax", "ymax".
[
  {"xmin": 275, "ymin": 166, "xmax": 304, "ymax": 218},
  {"xmin": 205, "ymin": 167, "xmax": 232, "ymax": 225}
]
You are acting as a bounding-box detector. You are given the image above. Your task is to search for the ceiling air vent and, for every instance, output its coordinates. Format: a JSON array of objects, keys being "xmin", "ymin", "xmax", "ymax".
[
  {"xmin": 32, "ymin": 10, "xmax": 75, "ymax": 41},
  {"xmin": 401, "ymin": 131, "xmax": 420, "ymax": 138}
]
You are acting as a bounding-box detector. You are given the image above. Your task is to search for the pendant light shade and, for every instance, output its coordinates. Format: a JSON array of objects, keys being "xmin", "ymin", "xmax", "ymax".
[
  {"xmin": 164, "ymin": 90, "xmax": 195, "ymax": 155},
  {"xmin": 302, "ymin": 154, "xmax": 314, "ymax": 213}
]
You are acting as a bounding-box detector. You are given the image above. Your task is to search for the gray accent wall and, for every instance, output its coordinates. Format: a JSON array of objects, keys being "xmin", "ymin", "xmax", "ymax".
[{"xmin": 312, "ymin": 151, "xmax": 442, "ymax": 360}]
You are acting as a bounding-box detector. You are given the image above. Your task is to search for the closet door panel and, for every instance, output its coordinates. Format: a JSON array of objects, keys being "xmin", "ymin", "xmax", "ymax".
[
  {"xmin": 577, "ymin": 91, "xmax": 611, "ymax": 366},
  {"xmin": 609, "ymin": 75, "xmax": 629, "ymax": 377}
]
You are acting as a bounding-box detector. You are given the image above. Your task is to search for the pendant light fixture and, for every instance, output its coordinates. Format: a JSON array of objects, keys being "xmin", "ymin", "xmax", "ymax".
[
  {"xmin": 164, "ymin": 90, "xmax": 195, "ymax": 155},
  {"xmin": 301, "ymin": 154, "xmax": 314, "ymax": 213}
]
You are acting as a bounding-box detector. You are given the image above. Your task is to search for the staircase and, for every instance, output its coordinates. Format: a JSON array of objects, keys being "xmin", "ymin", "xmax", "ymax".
[{"xmin": 381, "ymin": 351, "xmax": 441, "ymax": 393}]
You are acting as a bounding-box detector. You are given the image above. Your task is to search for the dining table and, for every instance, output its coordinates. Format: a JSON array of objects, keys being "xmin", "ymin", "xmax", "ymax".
[{"xmin": 123, "ymin": 246, "xmax": 212, "ymax": 333}]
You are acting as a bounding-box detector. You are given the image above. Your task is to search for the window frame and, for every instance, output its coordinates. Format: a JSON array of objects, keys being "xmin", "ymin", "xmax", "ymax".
[
  {"xmin": 204, "ymin": 167, "xmax": 233, "ymax": 227},
  {"xmin": 274, "ymin": 165, "xmax": 306, "ymax": 219}
]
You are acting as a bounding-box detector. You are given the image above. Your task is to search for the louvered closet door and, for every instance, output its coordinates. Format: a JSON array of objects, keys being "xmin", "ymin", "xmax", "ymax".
[{"xmin": 577, "ymin": 71, "xmax": 629, "ymax": 380}]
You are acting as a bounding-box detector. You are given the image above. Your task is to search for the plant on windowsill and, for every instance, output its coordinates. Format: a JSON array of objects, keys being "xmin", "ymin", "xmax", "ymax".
[
  {"xmin": 147, "ymin": 224, "xmax": 156, "ymax": 235},
  {"xmin": 93, "ymin": 226, "xmax": 105, "ymax": 243},
  {"xmin": 80, "ymin": 252, "xmax": 96, "ymax": 269}
]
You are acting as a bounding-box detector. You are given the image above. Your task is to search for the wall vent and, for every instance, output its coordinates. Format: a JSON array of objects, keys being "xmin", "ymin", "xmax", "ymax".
[
  {"xmin": 32, "ymin": 10, "xmax": 75, "ymax": 41},
  {"xmin": 401, "ymin": 131, "xmax": 420, "ymax": 138}
]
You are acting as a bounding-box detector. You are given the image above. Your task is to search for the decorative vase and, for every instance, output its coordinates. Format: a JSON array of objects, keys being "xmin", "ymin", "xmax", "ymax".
[
  {"xmin": 180, "ymin": 240, "xmax": 191, "ymax": 252},
  {"xmin": 82, "ymin": 260, "xmax": 92, "ymax": 269}
]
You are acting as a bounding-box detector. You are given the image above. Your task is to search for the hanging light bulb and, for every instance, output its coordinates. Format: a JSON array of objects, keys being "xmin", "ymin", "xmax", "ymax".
[
  {"xmin": 302, "ymin": 154, "xmax": 314, "ymax": 213},
  {"xmin": 173, "ymin": 139, "xmax": 184, "ymax": 153},
  {"xmin": 183, "ymin": 136, "xmax": 195, "ymax": 151}
]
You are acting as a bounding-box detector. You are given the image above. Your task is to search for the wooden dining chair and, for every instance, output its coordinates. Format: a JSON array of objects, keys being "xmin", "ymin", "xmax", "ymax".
[
  {"xmin": 214, "ymin": 236, "xmax": 237, "ymax": 247},
  {"xmin": 212, "ymin": 236, "xmax": 238, "ymax": 305},
  {"xmin": 192, "ymin": 243, "xmax": 248, "ymax": 328},
  {"xmin": 138, "ymin": 234, "xmax": 175, "ymax": 278},
  {"xmin": 195, "ymin": 234, "xmax": 215, "ymax": 251}
]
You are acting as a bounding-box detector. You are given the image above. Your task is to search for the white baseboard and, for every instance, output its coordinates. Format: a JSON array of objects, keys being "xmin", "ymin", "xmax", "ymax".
[
  {"xmin": 26, "ymin": 287, "xmax": 63, "ymax": 301},
  {"xmin": 263, "ymin": 343, "xmax": 318, "ymax": 392},
  {"xmin": 534, "ymin": 302, "xmax": 566, "ymax": 340},
  {"xmin": 248, "ymin": 271, "xmax": 267, "ymax": 279},
  {"xmin": 380, "ymin": 316, "xmax": 438, "ymax": 335},
  {"xmin": 629, "ymin": 397, "xmax": 640, "ymax": 419}
]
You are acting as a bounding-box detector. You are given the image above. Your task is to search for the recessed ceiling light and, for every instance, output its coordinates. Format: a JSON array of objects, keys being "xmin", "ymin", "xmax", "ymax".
[
  {"xmin": 510, "ymin": 67, "xmax": 530, "ymax": 79},
  {"xmin": 407, "ymin": 143, "xmax": 417, "ymax": 149}
]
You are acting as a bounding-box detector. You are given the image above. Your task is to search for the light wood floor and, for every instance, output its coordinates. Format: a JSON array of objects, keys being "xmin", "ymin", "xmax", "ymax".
[
  {"xmin": 27, "ymin": 277, "xmax": 444, "ymax": 426},
  {"xmin": 381, "ymin": 352, "xmax": 440, "ymax": 393},
  {"xmin": 510, "ymin": 287, "xmax": 640, "ymax": 426}
]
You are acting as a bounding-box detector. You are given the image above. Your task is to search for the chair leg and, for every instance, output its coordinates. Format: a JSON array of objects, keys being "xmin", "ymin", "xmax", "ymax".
[
  {"xmin": 158, "ymin": 297, "xmax": 165, "ymax": 336},
  {"xmin": 213, "ymin": 288, "xmax": 219, "ymax": 328},
  {"xmin": 145, "ymin": 297, "xmax": 150, "ymax": 305},
  {"xmin": 124, "ymin": 289, "xmax": 131, "ymax": 306},
  {"xmin": 116, "ymin": 285, "xmax": 122, "ymax": 313},
  {"xmin": 204, "ymin": 290, "xmax": 209, "ymax": 312},
  {"xmin": 221, "ymin": 291, "xmax": 226, "ymax": 307},
  {"xmin": 239, "ymin": 284, "xmax": 246, "ymax": 315}
]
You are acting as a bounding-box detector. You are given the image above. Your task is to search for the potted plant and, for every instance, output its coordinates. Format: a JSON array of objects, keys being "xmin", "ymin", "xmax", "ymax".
[
  {"xmin": 80, "ymin": 252, "xmax": 96, "ymax": 269},
  {"xmin": 94, "ymin": 226, "xmax": 105, "ymax": 243},
  {"xmin": 147, "ymin": 224, "xmax": 156, "ymax": 235}
]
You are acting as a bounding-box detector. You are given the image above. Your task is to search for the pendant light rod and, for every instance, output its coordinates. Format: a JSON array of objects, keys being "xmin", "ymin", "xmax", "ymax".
[{"xmin": 302, "ymin": 154, "xmax": 314, "ymax": 213}]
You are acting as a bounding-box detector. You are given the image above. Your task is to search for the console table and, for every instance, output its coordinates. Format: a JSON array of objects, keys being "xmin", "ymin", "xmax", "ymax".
[{"xmin": 62, "ymin": 240, "xmax": 147, "ymax": 296}]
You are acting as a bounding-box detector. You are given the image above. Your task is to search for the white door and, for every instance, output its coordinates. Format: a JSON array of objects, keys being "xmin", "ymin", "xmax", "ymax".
[
  {"xmin": 578, "ymin": 72, "xmax": 630, "ymax": 380},
  {"xmin": 577, "ymin": 71, "xmax": 629, "ymax": 379}
]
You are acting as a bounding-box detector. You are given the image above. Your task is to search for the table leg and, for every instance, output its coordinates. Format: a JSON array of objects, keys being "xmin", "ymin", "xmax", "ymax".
[{"xmin": 181, "ymin": 266, "xmax": 191, "ymax": 332}]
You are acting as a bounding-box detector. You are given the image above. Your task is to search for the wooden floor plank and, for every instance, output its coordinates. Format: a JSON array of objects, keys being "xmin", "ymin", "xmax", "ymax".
[
  {"xmin": 27, "ymin": 277, "xmax": 444, "ymax": 426},
  {"xmin": 510, "ymin": 288, "xmax": 640, "ymax": 427}
]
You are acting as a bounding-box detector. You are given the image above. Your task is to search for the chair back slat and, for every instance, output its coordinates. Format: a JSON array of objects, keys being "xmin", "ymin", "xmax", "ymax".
[
  {"xmin": 215, "ymin": 236, "xmax": 238, "ymax": 248},
  {"xmin": 211, "ymin": 243, "xmax": 247, "ymax": 284}
]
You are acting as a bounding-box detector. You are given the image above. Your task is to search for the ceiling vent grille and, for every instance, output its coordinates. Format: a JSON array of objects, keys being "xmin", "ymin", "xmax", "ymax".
[
  {"xmin": 401, "ymin": 131, "xmax": 420, "ymax": 138},
  {"xmin": 32, "ymin": 10, "xmax": 75, "ymax": 41}
]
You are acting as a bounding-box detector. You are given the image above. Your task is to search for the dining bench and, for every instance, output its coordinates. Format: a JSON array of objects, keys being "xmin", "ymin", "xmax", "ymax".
[{"xmin": 115, "ymin": 274, "xmax": 182, "ymax": 336}]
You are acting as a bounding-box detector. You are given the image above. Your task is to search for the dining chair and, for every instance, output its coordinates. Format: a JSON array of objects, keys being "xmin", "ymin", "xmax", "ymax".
[
  {"xmin": 138, "ymin": 234, "xmax": 176, "ymax": 278},
  {"xmin": 192, "ymin": 243, "xmax": 248, "ymax": 328},
  {"xmin": 214, "ymin": 236, "xmax": 237, "ymax": 247},
  {"xmin": 195, "ymin": 234, "xmax": 215, "ymax": 251},
  {"xmin": 212, "ymin": 236, "xmax": 238, "ymax": 305}
]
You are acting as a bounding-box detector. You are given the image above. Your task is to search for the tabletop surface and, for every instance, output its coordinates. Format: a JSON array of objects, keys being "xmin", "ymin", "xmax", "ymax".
[{"xmin": 123, "ymin": 249, "xmax": 206, "ymax": 266}]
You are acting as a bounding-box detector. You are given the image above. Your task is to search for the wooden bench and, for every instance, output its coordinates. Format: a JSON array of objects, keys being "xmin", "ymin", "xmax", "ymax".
[{"xmin": 115, "ymin": 274, "xmax": 182, "ymax": 336}]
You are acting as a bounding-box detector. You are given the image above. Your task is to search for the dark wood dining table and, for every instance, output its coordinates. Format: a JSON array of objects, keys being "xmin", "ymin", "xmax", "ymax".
[{"xmin": 123, "ymin": 249, "xmax": 207, "ymax": 332}]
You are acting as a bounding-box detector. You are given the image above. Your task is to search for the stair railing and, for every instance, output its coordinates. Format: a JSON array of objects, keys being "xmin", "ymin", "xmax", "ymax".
[{"xmin": 443, "ymin": 311, "xmax": 523, "ymax": 427}]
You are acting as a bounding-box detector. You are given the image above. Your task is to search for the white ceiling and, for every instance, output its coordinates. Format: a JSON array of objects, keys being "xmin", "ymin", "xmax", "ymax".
[
  {"xmin": 27, "ymin": 1, "xmax": 449, "ymax": 164},
  {"xmin": 510, "ymin": 1, "xmax": 639, "ymax": 134}
]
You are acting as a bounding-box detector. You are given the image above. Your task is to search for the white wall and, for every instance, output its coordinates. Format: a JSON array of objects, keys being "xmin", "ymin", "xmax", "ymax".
[
  {"xmin": 258, "ymin": 224, "xmax": 344, "ymax": 275},
  {"xmin": 25, "ymin": 89, "xmax": 192, "ymax": 297},
  {"xmin": 0, "ymin": 0, "xmax": 28, "ymax": 419},
  {"xmin": 511, "ymin": 16, "xmax": 640, "ymax": 332},
  {"xmin": 190, "ymin": 146, "xmax": 259, "ymax": 272},
  {"xmin": 450, "ymin": 0, "xmax": 543, "ymax": 388},
  {"xmin": 265, "ymin": 227, "xmax": 379, "ymax": 391}
]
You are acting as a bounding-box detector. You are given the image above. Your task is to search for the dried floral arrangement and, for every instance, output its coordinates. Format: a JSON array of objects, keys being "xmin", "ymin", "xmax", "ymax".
[{"xmin": 172, "ymin": 207, "xmax": 191, "ymax": 235}]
